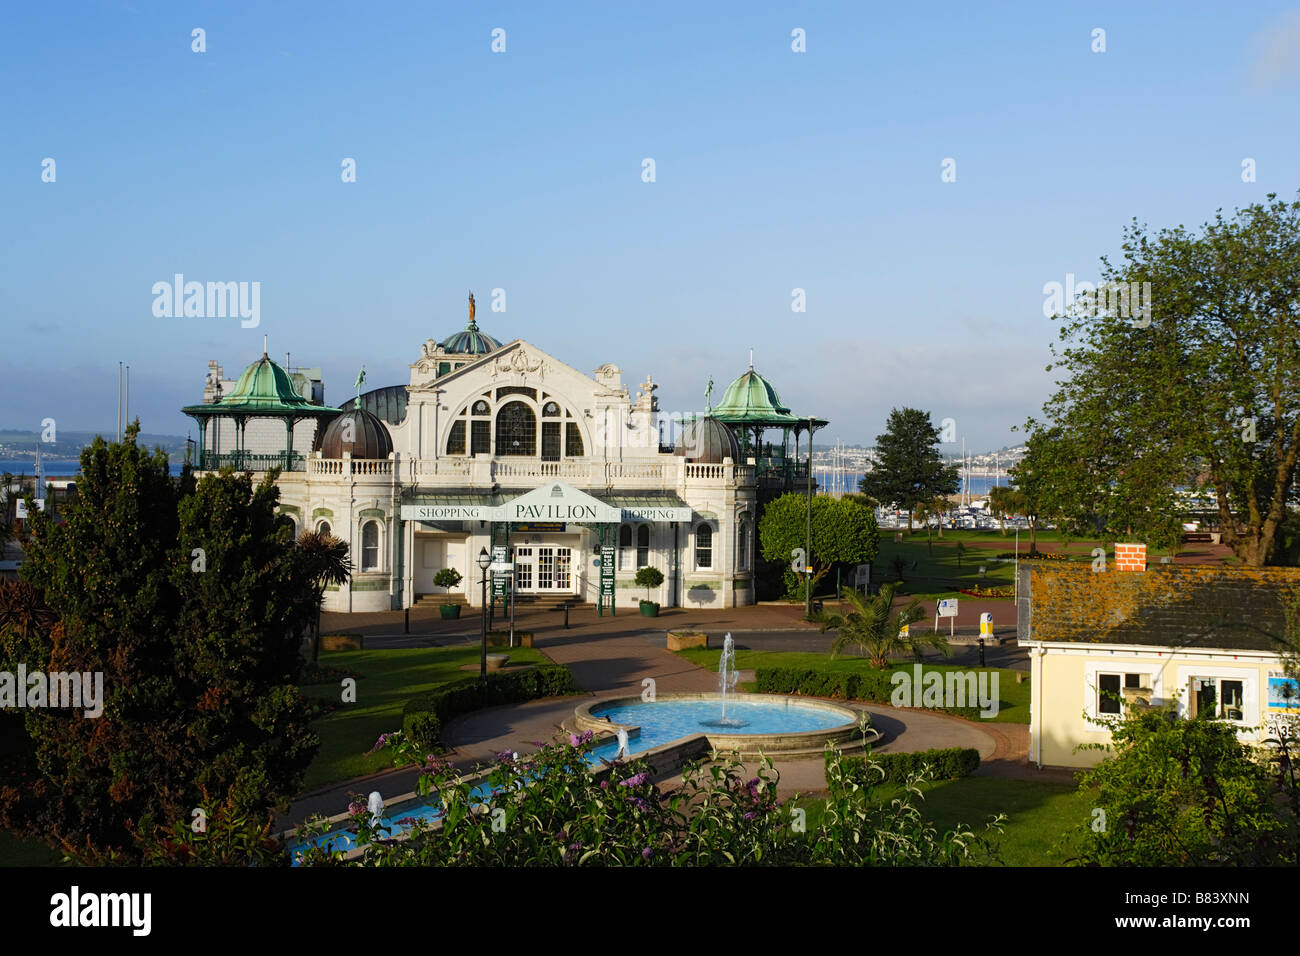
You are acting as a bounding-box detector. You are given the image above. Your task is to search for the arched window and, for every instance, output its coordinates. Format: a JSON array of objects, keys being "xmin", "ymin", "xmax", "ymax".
[
  {"xmin": 317, "ymin": 520, "xmax": 332, "ymax": 537},
  {"xmin": 361, "ymin": 520, "xmax": 380, "ymax": 571},
  {"xmin": 565, "ymin": 422, "xmax": 584, "ymax": 457},
  {"xmin": 618, "ymin": 524, "xmax": 632, "ymax": 570},
  {"xmin": 496, "ymin": 401, "xmax": 536, "ymax": 456},
  {"xmin": 737, "ymin": 520, "xmax": 750, "ymax": 571},
  {"xmin": 280, "ymin": 514, "xmax": 297, "ymax": 540},
  {"xmin": 695, "ymin": 524, "xmax": 713, "ymax": 569},
  {"xmin": 637, "ymin": 525, "xmax": 650, "ymax": 568},
  {"xmin": 470, "ymin": 400, "xmax": 491, "ymax": 456},
  {"xmin": 446, "ymin": 420, "xmax": 466, "ymax": 455}
]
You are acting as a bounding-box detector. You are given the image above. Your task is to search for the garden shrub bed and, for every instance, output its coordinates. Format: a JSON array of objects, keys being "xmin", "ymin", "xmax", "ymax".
[
  {"xmin": 831, "ymin": 747, "xmax": 980, "ymax": 789},
  {"xmin": 401, "ymin": 665, "xmax": 579, "ymax": 750},
  {"xmin": 486, "ymin": 630, "xmax": 534, "ymax": 648},
  {"xmin": 755, "ymin": 667, "xmax": 983, "ymax": 720}
]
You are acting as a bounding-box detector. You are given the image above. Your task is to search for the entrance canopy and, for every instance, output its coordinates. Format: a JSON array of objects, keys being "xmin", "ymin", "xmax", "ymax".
[{"xmin": 400, "ymin": 481, "xmax": 691, "ymax": 523}]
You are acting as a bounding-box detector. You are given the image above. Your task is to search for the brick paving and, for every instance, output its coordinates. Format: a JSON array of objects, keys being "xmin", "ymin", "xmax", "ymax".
[{"xmin": 288, "ymin": 602, "xmax": 1061, "ymax": 826}]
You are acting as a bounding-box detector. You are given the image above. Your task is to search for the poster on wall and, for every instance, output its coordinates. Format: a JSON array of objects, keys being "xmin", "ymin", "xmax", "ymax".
[{"xmin": 1267, "ymin": 673, "xmax": 1300, "ymax": 713}]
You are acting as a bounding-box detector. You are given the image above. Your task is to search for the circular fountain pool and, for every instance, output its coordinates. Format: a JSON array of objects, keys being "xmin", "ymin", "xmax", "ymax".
[{"xmin": 573, "ymin": 693, "xmax": 877, "ymax": 759}]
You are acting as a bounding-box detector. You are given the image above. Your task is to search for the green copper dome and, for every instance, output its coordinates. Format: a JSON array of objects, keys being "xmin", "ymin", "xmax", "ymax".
[
  {"xmin": 711, "ymin": 368, "xmax": 799, "ymax": 425},
  {"xmin": 220, "ymin": 354, "xmax": 322, "ymax": 411},
  {"xmin": 440, "ymin": 319, "xmax": 502, "ymax": 356}
]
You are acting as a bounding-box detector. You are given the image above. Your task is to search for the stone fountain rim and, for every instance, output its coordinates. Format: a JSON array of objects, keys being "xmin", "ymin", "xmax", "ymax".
[{"xmin": 572, "ymin": 692, "xmax": 876, "ymax": 753}]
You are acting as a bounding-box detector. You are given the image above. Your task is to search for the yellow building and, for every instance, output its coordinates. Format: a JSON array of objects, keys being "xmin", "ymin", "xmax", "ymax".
[{"xmin": 1017, "ymin": 561, "xmax": 1300, "ymax": 769}]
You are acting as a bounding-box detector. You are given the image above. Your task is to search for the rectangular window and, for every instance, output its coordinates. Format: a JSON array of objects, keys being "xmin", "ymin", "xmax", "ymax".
[
  {"xmin": 515, "ymin": 547, "xmax": 533, "ymax": 590},
  {"xmin": 542, "ymin": 421, "xmax": 562, "ymax": 461},
  {"xmin": 471, "ymin": 420, "xmax": 491, "ymax": 456},
  {"xmin": 1220, "ymin": 680, "xmax": 1244, "ymax": 720},
  {"xmin": 1097, "ymin": 673, "xmax": 1122, "ymax": 715},
  {"xmin": 1194, "ymin": 678, "xmax": 1218, "ymax": 719}
]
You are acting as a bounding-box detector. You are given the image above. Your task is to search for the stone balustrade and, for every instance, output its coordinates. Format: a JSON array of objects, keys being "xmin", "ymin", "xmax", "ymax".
[{"xmin": 211, "ymin": 453, "xmax": 759, "ymax": 490}]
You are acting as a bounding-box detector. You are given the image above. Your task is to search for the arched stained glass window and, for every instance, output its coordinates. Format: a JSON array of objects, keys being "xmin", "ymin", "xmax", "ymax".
[{"xmin": 496, "ymin": 401, "xmax": 536, "ymax": 456}]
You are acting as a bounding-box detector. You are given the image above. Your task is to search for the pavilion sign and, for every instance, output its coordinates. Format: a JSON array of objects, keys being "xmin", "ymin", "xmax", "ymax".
[{"xmin": 401, "ymin": 482, "xmax": 691, "ymax": 524}]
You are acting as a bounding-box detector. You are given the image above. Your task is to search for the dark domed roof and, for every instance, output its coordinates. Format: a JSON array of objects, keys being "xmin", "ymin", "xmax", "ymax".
[
  {"xmin": 440, "ymin": 319, "xmax": 501, "ymax": 356},
  {"xmin": 316, "ymin": 407, "xmax": 393, "ymax": 459},
  {"xmin": 673, "ymin": 416, "xmax": 741, "ymax": 464}
]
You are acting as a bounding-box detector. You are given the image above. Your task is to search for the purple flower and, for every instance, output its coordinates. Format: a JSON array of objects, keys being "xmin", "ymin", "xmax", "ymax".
[
  {"xmin": 743, "ymin": 811, "xmax": 757, "ymax": 821},
  {"xmin": 641, "ymin": 847, "xmax": 653, "ymax": 860},
  {"xmin": 495, "ymin": 749, "xmax": 514, "ymax": 762},
  {"xmin": 397, "ymin": 816, "xmax": 418, "ymax": 826},
  {"xmin": 629, "ymin": 796, "xmax": 649, "ymax": 812},
  {"xmin": 600, "ymin": 779, "xmax": 609, "ymax": 790},
  {"xmin": 347, "ymin": 800, "xmax": 365, "ymax": 815},
  {"xmin": 619, "ymin": 772, "xmax": 650, "ymax": 788},
  {"xmin": 568, "ymin": 733, "xmax": 581, "ymax": 747},
  {"xmin": 368, "ymin": 731, "xmax": 398, "ymax": 754}
]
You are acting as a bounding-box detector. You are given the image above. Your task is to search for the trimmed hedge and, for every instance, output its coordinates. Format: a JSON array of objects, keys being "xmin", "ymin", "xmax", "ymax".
[
  {"xmin": 832, "ymin": 747, "xmax": 980, "ymax": 789},
  {"xmin": 401, "ymin": 665, "xmax": 579, "ymax": 750},
  {"xmin": 754, "ymin": 666, "xmax": 983, "ymax": 720}
]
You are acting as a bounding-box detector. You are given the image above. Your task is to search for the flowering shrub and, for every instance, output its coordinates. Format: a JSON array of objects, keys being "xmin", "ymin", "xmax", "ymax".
[
  {"xmin": 994, "ymin": 551, "xmax": 1067, "ymax": 561},
  {"xmin": 957, "ymin": 586, "xmax": 1014, "ymax": 599},
  {"xmin": 290, "ymin": 734, "xmax": 1004, "ymax": 867}
]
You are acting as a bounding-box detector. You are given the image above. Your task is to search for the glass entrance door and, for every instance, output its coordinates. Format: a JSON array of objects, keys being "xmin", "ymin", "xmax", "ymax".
[
  {"xmin": 528, "ymin": 546, "xmax": 573, "ymax": 592},
  {"xmin": 514, "ymin": 547, "xmax": 534, "ymax": 590}
]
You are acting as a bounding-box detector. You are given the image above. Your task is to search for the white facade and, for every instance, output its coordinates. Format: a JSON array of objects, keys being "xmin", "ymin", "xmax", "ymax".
[{"xmin": 197, "ymin": 339, "xmax": 758, "ymax": 613}]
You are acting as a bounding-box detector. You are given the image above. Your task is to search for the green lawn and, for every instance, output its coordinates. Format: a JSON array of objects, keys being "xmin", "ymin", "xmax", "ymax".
[
  {"xmin": 794, "ymin": 775, "xmax": 1091, "ymax": 866},
  {"xmin": 864, "ymin": 529, "xmax": 1181, "ymax": 600},
  {"xmin": 299, "ymin": 644, "xmax": 557, "ymax": 791},
  {"xmin": 676, "ymin": 647, "xmax": 1030, "ymax": 723}
]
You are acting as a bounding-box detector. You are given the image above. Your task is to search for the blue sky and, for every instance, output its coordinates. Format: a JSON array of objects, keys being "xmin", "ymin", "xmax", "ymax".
[{"xmin": 4, "ymin": 0, "xmax": 1300, "ymax": 450}]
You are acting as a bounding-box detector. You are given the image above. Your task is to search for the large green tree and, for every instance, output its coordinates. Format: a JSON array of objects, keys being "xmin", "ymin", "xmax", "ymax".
[
  {"xmin": 1036, "ymin": 192, "xmax": 1300, "ymax": 565},
  {"xmin": 0, "ymin": 425, "xmax": 319, "ymax": 859},
  {"xmin": 859, "ymin": 408, "xmax": 959, "ymax": 533},
  {"xmin": 758, "ymin": 493, "xmax": 879, "ymax": 598}
]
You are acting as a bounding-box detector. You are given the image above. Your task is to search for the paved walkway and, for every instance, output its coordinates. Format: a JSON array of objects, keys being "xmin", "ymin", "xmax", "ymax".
[{"xmin": 286, "ymin": 604, "xmax": 1053, "ymax": 826}]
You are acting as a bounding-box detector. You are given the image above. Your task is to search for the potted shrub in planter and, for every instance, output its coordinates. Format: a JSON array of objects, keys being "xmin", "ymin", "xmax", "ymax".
[
  {"xmin": 433, "ymin": 567, "xmax": 463, "ymax": 619},
  {"xmin": 635, "ymin": 566, "xmax": 665, "ymax": 617}
]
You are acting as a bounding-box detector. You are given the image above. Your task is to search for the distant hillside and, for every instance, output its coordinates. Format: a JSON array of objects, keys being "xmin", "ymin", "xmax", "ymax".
[{"xmin": 0, "ymin": 429, "xmax": 191, "ymax": 460}]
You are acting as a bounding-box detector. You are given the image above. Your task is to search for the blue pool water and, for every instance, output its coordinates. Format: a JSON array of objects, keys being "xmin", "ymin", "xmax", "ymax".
[
  {"xmin": 586, "ymin": 697, "xmax": 850, "ymax": 759},
  {"xmin": 289, "ymin": 695, "xmax": 850, "ymax": 863}
]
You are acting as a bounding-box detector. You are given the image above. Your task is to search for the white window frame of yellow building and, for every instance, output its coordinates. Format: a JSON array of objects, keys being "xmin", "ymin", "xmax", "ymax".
[
  {"xmin": 1175, "ymin": 664, "xmax": 1257, "ymax": 733},
  {"xmin": 1083, "ymin": 660, "xmax": 1163, "ymax": 722}
]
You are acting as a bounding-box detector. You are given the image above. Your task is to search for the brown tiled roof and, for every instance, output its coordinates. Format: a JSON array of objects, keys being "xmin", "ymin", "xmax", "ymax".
[{"xmin": 1017, "ymin": 563, "xmax": 1300, "ymax": 654}]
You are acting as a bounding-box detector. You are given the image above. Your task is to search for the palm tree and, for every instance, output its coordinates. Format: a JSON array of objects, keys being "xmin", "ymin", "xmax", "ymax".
[
  {"xmin": 296, "ymin": 529, "xmax": 352, "ymax": 663},
  {"xmin": 817, "ymin": 582, "xmax": 951, "ymax": 667}
]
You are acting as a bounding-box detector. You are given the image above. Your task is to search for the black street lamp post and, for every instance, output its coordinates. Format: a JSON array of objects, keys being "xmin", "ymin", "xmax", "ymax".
[{"xmin": 477, "ymin": 546, "xmax": 491, "ymax": 685}]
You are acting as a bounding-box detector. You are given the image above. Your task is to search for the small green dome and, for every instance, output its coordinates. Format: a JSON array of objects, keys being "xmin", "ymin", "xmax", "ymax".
[
  {"xmin": 221, "ymin": 354, "xmax": 318, "ymax": 410},
  {"xmin": 712, "ymin": 368, "xmax": 793, "ymax": 422},
  {"xmin": 440, "ymin": 319, "xmax": 501, "ymax": 356}
]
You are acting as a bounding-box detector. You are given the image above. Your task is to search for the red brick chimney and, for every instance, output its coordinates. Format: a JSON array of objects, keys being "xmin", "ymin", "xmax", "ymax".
[{"xmin": 1115, "ymin": 543, "xmax": 1147, "ymax": 572}]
